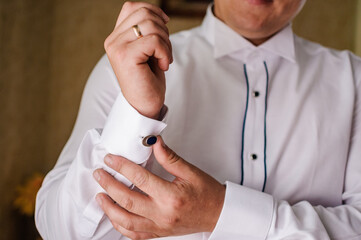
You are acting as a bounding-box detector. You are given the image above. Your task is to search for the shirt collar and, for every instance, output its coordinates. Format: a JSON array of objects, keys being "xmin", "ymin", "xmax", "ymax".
[{"xmin": 200, "ymin": 4, "xmax": 296, "ymax": 63}]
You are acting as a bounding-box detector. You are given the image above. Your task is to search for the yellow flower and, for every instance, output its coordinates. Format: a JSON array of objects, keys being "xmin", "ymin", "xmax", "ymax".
[{"xmin": 13, "ymin": 173, "xmax": 45, "ymax": 216}]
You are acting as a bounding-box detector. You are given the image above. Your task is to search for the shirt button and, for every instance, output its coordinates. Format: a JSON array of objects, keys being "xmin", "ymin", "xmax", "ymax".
[
  {"xmin": 252, "ymin": 91, "xmax": 260, "ymax": 97},
  {"xmin": 142, "ymin": 135, "xmax": 157, "ymax": 147},
  {"xmin": 250, "ymin": 154, "xmax": 258, "ymax": 160}
]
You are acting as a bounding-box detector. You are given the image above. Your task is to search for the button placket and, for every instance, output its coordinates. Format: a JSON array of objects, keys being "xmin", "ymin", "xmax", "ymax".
[{"xmin": 242, "ymin": 58, "xmax": 268, "ymax": 191}]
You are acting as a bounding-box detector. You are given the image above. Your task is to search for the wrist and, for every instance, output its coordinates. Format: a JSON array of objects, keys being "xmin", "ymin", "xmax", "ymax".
[
  {"xmin": 135, "ymin": 104, "xmax": 163, "ymax": 120},
  {"xmin": 123, "ymin": 94, "xmax": 164, "ymax": 120},
  {"xmin": 208, "ymin": 184, "xmax": 226, "ymax": 232},
  {"xmin": 137, "ymin": 104, "xmax": 163, "ymax": 120}
]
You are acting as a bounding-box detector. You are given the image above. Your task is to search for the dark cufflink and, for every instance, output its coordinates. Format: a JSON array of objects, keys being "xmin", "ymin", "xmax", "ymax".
[{"xmin": 142, "ymin": 135, "xmax": 157, "ymax": 147}]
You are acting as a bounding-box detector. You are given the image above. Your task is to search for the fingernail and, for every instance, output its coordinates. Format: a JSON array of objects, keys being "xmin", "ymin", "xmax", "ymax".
[
  {"xmin": 104, "ymin": 155, "xmax": 113, "ymax": 166},
  {"xmin": 163, "ymin": 14, "xmax": 170, "ymax": 23},
  {"xmin": 96, "ymin": 194, "xmax": 103, "ymax": 206},
  {"xmin": 93, "ymin": 170, "xmax": 101, "ymax": 182}
]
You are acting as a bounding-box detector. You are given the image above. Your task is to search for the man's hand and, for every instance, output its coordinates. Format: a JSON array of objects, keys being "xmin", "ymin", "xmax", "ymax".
[
  {"xmin": 93, "ymin": 136, "xmax": 226, "ymax": 239},
  {"xmin": 104, "ymin": 2, "xmax": 172, "ymax": 119}
]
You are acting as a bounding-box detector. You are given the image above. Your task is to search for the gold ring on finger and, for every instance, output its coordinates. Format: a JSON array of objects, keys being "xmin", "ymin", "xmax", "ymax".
[{"xmin": 132, "ymin": 25, "xmax": 143, "ymax": 39}]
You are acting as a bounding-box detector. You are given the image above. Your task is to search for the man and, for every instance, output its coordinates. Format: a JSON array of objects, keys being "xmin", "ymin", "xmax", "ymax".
[{"xmin": 35, "ymin": 0, "xmax": 361, "ymax": 239}]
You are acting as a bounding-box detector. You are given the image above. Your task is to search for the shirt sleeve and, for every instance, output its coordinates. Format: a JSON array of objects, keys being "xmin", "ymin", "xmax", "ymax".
[
  {"xmin": 35, "ymin": 55, "xmax": 166, "ymax": 240},
  {"xmin": 209, "ymin": 57, "xmax": 361, "ymax": 240}
]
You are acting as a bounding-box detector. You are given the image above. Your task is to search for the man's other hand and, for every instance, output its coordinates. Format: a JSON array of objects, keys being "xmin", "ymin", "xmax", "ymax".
[{"xmin": 93, "ymin": 136, "xmax": 226, "ymax": 239}]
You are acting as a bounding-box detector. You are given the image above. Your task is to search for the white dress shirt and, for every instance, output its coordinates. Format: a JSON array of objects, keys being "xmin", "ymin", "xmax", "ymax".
[{"xmin": 35, "ymin": 6, "xmax": 361, "ymax": 240}]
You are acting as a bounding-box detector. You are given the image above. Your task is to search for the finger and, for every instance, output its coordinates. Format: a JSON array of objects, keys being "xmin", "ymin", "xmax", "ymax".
[
  {"xmin": 131, "ymin": 34, "xmax": 172, "ymax": 71},
  {"xmin": 104, "ymin": 154, "xmax": 172, "ymax": 199},
  {"xmin": 96, "ymin": 193, "xmax": 159, "ymax": 235},
  {"xmin": 113, "ymin": 19, "xmax": 172, "ymax": 54},
  {"xmin": 136, "ymin": 20, "xmax": 172, "ymax": 63},
  {"xmin": 116, "ymin": 2, "xmax": 169, "ymax": 27},
  {"xmin": 111, "ymin": 221, "xmax": 158, "ymax": 240},
  {"xmin": 153, "ymin": 136, "xmax": 200, "ymax": 181},
  {"xmin": 106, "ymin": 33, "xmax": 172, "ymax": 72},
  {"xmin": 117, "ymin": 6, "xmax": 169, "ymax": 36},
  {"xmin": 93, "ymin": 169, "xmax": 151, "ymax": 216},
  {"xmin": 105, "ymin": 7, "xmax": 169, "ymax": 48}
]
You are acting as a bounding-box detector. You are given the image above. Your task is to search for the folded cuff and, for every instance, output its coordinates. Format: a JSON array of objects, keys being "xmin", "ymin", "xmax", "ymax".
[
  {"xmin": 100, "ymin": 93, "xmax": 167, "ymax": 164},
  {"xmin": 210, "ymin": 181, "xmax": 274, "ymax": 240}
]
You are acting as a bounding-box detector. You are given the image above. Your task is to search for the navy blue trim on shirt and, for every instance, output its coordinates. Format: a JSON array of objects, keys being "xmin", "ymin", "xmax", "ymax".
[
  {"xmin": 240, "ymin": 62, "xmax": 269, "ymax": 192},
  {"xmin": 262, "ymin": 61, "xmax": 269, "ymax": 192},
  {"xmin": 240, "ymin": 64, "xmax": 250, "ymax": 186}
]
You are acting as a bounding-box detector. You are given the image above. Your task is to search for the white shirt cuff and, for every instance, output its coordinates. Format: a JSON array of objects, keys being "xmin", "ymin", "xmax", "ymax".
[
  {"xmin": 100, "ymin": 93, "xmax": 167, "ymax": 164},
  {"xmin": 72, "ymin": 93, "xmax": 167, "ymax": 237},
  {"xmin": 209, "ymin": 181, "xmax": 274, "ymax": 240}
]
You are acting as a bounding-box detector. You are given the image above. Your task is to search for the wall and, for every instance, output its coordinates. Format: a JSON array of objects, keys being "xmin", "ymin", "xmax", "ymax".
[
  {"xmin": 0, "ymin": 0, "xmax": 360, "ymax": 239},
  {"xmin": 293, "ymin": 0, "xmax": 357, "ymax": 53},
  {"xmin": 45, "ymin": 0, "xmax": 124, "ymax": 169},
  {"xmin": 0, "ymin": 0, "xmax": 54, "ymax": 238},
  {"xmin": 356, "ymin": 0, "xmax": 361, "ymax": 56}
]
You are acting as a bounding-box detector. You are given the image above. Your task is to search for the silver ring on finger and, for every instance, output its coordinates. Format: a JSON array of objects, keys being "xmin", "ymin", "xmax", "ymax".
[{"xmin": 132, "ymin": 24, "xmax": 143, "ymax": 39}]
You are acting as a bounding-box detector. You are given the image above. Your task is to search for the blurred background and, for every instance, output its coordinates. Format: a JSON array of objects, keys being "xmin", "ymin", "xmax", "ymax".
[{"xmin": 0, "ymin": 0, "xmax": 360, "ymax": 239}]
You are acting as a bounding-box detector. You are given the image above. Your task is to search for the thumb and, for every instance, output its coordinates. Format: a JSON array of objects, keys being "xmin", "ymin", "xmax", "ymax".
[{"xmin": 153, "ymin": 136, "xmax": 195, "ymax": 180}]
